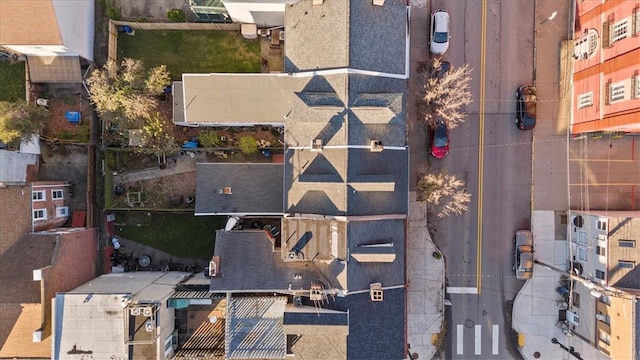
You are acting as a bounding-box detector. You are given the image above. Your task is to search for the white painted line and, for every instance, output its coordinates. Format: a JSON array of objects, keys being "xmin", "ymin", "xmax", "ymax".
[
  {"xmin": 475, "ymin": 325, "xmax": 482, "ymax": 355},
  {"xmin": 447, "ymin": 287, "xmax": 479, "ymax": 294},
  {"xmin": 457, "ymin": 324, "xmax": 464, "ymax": 355},
  {"xmin": 492, "ymin": 324, "xmax": 499, "ymax": 355}
]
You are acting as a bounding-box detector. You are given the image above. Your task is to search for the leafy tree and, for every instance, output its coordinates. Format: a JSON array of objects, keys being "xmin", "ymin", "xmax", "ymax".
[
  {"xmin": 167, "ymin": 8, "xmax": 186, "ymax": 23},
  {"xmin": 136, "ymin": 112, "xmax": 178, "ymax": 156},
  {"xmin": 418, "ymin": 170, "xmax": 471, "ymax": 218},
  {"xmin": 238, "ymin": 135, "xmax": 258, "ymax": 155},
  {"xmin": 86, "ymin": 58, "xmax": 171, "ymax": 130},
  {"xmin": 199, "ymin": 130, "xmax": 222, "ymax": 148},
  {"xmin": 0, "ymin": 101, "xmax": 49, "ymax": 143},
  {"xmin": 422, "ymin": 58, "xmax": 473, "ymax": 129}
]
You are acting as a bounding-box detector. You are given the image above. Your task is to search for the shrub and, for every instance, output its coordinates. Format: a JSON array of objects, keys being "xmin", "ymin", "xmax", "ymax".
[
  {"xmin": 58, "ymin": 130, "xmax": 74, "ymax": 140},
  {"xmin": 199, "ymin": 130, "xmax": 222, "ymax": 148},
  {"xmin": 238, "ymin": 135, "xmax": 258, "ymax": 155},
  {"xmin": 100, "ymin": 0, "xmax": 121, "ymax": 20},
  {"xmin": 167, "ymin": 9, "xmax": 186, "ymax": 23}
]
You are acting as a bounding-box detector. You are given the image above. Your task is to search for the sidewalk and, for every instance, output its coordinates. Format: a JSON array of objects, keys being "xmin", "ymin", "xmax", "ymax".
[
  {"xmin": 511, "ymin": 0, "xmax": 607, "ymax": 359},
  {"xmin": 407, "ymin": 191, "xmax": 445, "ymax": 360}
]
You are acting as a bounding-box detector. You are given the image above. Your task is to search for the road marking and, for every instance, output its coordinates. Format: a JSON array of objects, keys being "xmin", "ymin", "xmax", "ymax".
[
  {"xmin": 457, "ymin": 324, "xmax": 464, "ymax": 355},
  {"xmin": 475, "ymin": 325, "xmax": 482, "ymax": 355},
  {"xmin": 569, "ymin": 183, "xmax": 638, "ymax": 186},
  {"xmin": 569, "ymin": 158, "xmax": 635, "ymax": 162},
  {"xmin": 447, "ymin": 287, "xmax": 479, "ymax": 294},
  {"xmin": 476, "ymin": 0, "xmax": 488, "ymax": 295},
  {"xmin": 492, "ymin": 324, "xmax": 499, "ymax": 354}
]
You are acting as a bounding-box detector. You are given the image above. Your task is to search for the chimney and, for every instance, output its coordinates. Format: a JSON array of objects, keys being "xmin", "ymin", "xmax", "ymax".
[
  {"xmin": 311, "ymin": 138, "xmax": 323, "ymax": 152},
  {"xmin": 370, "ymin": 283, "xmax": 383, "ymax": 301},
  {"xmin": 370, "ymin": 140, "xmax": 383, "ymax": 152},
  {"xmin": 373, "ymin": 0, "xmax": 385, "ymax": 6}
]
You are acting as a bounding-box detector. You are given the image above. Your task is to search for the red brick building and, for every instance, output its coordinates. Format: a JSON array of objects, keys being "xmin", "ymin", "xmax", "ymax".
[{"xmin": 572, "ymin": 0, "xmax": 640, "ymax": 134}]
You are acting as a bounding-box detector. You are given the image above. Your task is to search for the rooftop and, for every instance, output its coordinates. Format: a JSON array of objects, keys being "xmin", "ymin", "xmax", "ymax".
[{"xmin": 195, "ymin": 163, "xmax": 285, "ymax": 215}]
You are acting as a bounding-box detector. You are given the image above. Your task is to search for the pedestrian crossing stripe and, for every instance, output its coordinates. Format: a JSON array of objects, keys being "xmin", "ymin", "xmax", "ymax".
[{"xmin": 455, "ymin": 324, "xmax": 500, "ymax": 355}]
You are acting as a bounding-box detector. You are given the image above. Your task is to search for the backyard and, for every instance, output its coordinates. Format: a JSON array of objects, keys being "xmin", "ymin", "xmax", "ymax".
[
  {"xmin": 0, "ymin": 60, "xmax": 26, "ymax": 102},
  {"xmin": 113, "ymin": 211, "xmax": 225, "ymax": 259},
  {"xmin": 117, "ymin": 30, "xmax": 261, "ymax": 78}
]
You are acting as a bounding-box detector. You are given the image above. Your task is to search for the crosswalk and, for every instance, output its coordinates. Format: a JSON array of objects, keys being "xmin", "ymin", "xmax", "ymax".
[{"xmin": 455, "ymin": 323, "xmax": 500, "ymax": 356}]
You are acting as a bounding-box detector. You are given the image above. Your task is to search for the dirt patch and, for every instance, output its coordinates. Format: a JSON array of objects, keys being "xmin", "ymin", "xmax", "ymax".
[
  {"xmin": 113, "ymin": 171, "xmax": 196, "ymax": 209},
  {"xmin": 41, "ymin": 96, "xmax": 91, "ymax": 143}
]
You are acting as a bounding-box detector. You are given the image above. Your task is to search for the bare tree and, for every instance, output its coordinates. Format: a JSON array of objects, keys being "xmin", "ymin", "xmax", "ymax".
[
  {"xmin": 86, "ymin": 58, "xmax": 171, "ymax": 130},
  {"xmin": 421, "ymin": 58, "xmax": 473, "ymax": 129},
  {"xmin": 417, "ymin": 170, "xmax": 471, "ymax": 218},
  {"xmin": 0, "ymin": 101, "xmax": 49, "ymax": 143}
]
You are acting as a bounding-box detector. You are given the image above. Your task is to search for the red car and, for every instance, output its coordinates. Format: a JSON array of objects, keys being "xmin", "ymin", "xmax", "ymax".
[{"xmin": 430, "ymin": 120, "xmax": 449, "ymax": 159}]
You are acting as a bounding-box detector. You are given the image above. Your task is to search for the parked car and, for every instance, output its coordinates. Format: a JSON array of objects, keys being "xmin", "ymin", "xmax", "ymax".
[
  {"xmin": 514, "ymin": 230, "xmax": 533, "ymax": 280},
  {"xmin": 515, "ymin": 85, "xmax": 537, "ymax": 130},
  {"xmin": 430, "ymin": 9, "xmax": 450, "ymax": 55},
  {"xmin": 430, "ymin": 119, "xmax": 449, "ymax": 159}
]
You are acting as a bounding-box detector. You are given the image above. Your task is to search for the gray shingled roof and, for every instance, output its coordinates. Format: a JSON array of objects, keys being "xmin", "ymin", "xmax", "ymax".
[
  {"xmin": 210, "ymin": 230, "xmax": 331, "ymax": 292},
  {"xmin": 330, "ymin": 288, "xmax": 406, "ymax": 360},
  {"xmin": 284, "ymin": 0, "xmax": 407, "ymax": 75},
  {"xmin": 195, "ymin": 163, "xmax": 284, "ymax": 215}
]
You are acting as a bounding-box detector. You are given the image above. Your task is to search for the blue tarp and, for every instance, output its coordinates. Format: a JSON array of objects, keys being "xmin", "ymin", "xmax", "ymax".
[{"xmin": 65, "ymin": 111, "xmax": 81, "ymax": 124}]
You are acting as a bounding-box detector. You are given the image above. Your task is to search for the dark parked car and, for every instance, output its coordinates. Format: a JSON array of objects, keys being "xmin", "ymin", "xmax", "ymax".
[
  {"xmin": 430, "ymin": 120, "xmax": 449, "ymax": 159},
  {"xmin": 514, "ymin": 230, "xmax": 533, "ymax": 280},
  {"xmin": 515, "ymin": 85, "xmax": 537, "ymax": 130}
]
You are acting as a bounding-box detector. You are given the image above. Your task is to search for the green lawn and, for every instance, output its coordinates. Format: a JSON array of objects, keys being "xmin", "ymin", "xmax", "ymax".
[
  {"xmin": 117, "ymin": 30, "xmax": 261, "ymax": 79},
  {"xmin": 0, "ymin": 61, "xmax": 26, "ymax": 101},
  {"xmin": 114, "ymin": 211, "xmax": 225, "ymax": 259}
]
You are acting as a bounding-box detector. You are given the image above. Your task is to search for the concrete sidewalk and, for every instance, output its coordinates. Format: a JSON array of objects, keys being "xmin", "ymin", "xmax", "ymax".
[
  {"xmin": 511, "ymin": 1, "xmax": 609, "ymax": 359},
  {"xmin": 407, "ymin": 192, "xmax": 445, "ymax": 360}
]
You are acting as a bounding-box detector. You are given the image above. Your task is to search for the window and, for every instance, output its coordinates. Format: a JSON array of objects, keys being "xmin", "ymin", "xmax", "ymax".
[
  {"xmin": 612, "ymin": 19, "xmax": 629, "ymax": 42},
  {"xmin": 600, "ymin": 295, "xmax": 611, "ymax": 306},
  {"xmin": 633, "ymin": 74, "xmax": 640, "ymax": 99},
  {"xmin": 609, "ymin": 82, "xmax": 626, "ymax": 102},
  {"xmin": 599, "ymin": 330, "xmax": 611, "ymax": 345},
  {"xmin": 32, "ymin": 190, "xmax": 45, "ymax": 201},
  {"xmin": 577, "ymin": 247, "xmax": 588, "ymax": 261},
  {"xmin": 52, "ymin": 189, "xmax": 64, "ymax": 199},
  {"xmin": 596, "ymin": 219, "xmax": 607, "ymax": 231},
  {"xmin": 55, "ymin": 206, "xmax": 69, "ymax": 218},
  {"xmin": 596, "ymin": 246, "xmax": 606, "ymax": 256},
  {"xmin": 618, "ymin": 260, "xmax": 635, "ymax": 269},
  {"xmin": 598, "ymin": 234, "xmax": 607, "ymax": 242},
  {"xmin": 33, "ymin": 209, "xmax": 47, "ymax": 220},
  {"xmin": 619, "ymin": 239, "xmax": 636, "ymax": 248},
  {"xmin": 577, "ymin": 231, "xmax": 587, "ymax": 245},
  {"xmin": 634, "ymin": 7, "xmax": 640, "ymax": 36},
  {"xmin": 596, "ymin": 269, "xmax": 605, "ymax": 280},
  {"xmin": 571, "ymin": 313, "xmax": 580, "ymax": 325},
  {"xmin": 578, "ymin": 92, "xmax": 593, "ymax": 109},
  {"xmin": 572, "ymin": 292, "xmax": 580, "ymax": 308}
]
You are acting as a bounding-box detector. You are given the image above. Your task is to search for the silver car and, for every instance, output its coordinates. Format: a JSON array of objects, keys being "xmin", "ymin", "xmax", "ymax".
[
  {"xmin": 514, "ymin": 230, "xmax": 533, "ymax": 280},
  {"xmin": 430, "ymin": 9, "xmax": 450, "ymax": 55}
]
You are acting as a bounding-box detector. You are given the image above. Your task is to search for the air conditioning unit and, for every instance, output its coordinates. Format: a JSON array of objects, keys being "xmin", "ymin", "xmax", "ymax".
[
  {"xmin": 145, "ymin": 320, "xmax": 155, "ymax": 332},
  {"xmin": 143, "ymin": 307, "xmax": 153, "ymax": 317},
  {"xmin": 130, "ymin": 307, "xmax": 142, "ymax": 316}
]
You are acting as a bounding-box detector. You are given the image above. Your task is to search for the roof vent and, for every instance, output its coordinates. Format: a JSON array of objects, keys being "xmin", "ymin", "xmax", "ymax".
[
  {"xmin": 370, "ymin": 283, "xmax": 383, "ymax": 302},
  {"xmin": 218, "ymin": 187, "xmax": 232, "ymax": 195},
  {"xmin": 373, "ymin": 0, "xmax": 385, "ymax": 5},
  {"xmin": 370, "ymin": 140, "xmax": 384, "ymax": 152},
  {"xmin": 311, "ymin": 138, "xmax": 323, "ymax": 152},
  {"xmin": 143, "ymin": 307, "xmax": 153, "ymax": 317},
  {"xmin": 130, "ymin": 307, "xmax": 142, "ymax": 316}
]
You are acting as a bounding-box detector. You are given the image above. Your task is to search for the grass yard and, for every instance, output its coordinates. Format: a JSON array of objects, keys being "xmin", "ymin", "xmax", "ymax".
[
  {"xmin": 0, "ymin": 61, "xmax": 26, "ymax": 101},
  {"xmin": 114, "ymin": 211, "xmax": 225, "ymax": 259},
  {"xmin": 117, "ymin": 30, "xmax": 261, "ymax": 79}
]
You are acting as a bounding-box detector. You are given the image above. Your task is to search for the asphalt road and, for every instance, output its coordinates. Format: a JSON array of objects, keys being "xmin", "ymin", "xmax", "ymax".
[{"xmin": 418, "ymin": 0, "xmax": 535, "ymax": 358}]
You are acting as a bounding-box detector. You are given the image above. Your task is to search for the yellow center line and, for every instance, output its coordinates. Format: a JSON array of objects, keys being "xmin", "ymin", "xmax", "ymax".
[{"xmin": 477, "ymin": 0, "xmax": 488, "ymax": 294}]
